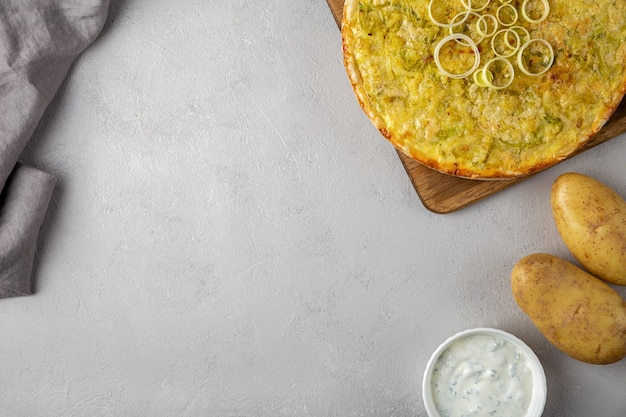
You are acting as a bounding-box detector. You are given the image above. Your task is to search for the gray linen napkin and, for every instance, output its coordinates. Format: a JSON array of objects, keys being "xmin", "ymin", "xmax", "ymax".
[{"xmin": 0, "ymin": 0, "xmax": 110, "ymax": 298}]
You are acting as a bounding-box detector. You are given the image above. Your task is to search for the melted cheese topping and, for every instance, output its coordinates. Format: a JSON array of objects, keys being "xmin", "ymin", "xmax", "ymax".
[{"xmin": 342, "ymin": 0, "xmax": 626, "ymax": 178}]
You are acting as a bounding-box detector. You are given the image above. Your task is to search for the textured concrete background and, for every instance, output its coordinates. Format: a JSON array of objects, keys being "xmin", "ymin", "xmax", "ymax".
[{"xmin": 2, "ymin": 0, "xmax": 626, "ymax": 415}]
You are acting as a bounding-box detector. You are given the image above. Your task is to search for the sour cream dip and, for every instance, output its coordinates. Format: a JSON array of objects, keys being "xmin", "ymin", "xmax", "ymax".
[{"xmin": 422, "ymin": 328, "xmax": 546, "ymax": 417}]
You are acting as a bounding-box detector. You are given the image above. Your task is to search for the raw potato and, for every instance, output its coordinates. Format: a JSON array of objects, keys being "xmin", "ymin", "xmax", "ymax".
[
  {"xmin": 551, "ymin": 172, "xmax": 626, "ymax": 286},
  {"xmin": 511, "ymin": 253, "xmax": 626, "ymax": 365}
]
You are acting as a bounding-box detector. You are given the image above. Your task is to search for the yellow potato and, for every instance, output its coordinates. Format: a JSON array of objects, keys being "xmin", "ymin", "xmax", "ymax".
[
  {"xmin": 551, "ymin": 172, "xmax": 626, "ymax": 286},
  {"xmin": 511, "ymin": 253, "xmax": 626, "ymax": 364}
]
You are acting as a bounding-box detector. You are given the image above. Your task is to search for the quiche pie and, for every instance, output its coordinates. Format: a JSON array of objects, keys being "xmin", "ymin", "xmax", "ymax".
[{"xmin": 342, "ymin": 0, "xmax": 626, "ymax": 179}]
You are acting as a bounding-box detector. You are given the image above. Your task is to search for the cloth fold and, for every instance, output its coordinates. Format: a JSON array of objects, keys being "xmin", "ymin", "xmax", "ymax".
[
  {"xmin": 0, "ymin": 0, "xmax": 110, "ymax": 298},
  {"xmin": 0, "ymin": 163, "xmax": 56, "ymax": 297}
]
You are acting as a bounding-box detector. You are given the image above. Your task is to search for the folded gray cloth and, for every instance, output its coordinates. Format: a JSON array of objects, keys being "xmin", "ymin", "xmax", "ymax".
[
  {"xmin": 0, "ymin": 163, "xmax": 56, "ymax": 297},
  {"xmin": 0, "ymin": 0, "xmax": 110, "ymax": 298}
]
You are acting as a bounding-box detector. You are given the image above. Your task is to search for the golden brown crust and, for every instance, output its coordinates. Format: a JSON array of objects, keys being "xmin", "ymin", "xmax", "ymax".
[{"xmin": 341, "ymin": 0, "xmax": 626, "ymax": 179}]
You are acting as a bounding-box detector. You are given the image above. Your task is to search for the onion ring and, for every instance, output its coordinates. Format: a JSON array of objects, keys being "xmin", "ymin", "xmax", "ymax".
[
  {"xmin": 517, "ymin": 38, "xmax": 554, "ymax": 76},
  {"xmin": 491, "ymin": 28, "xmax": 521, "ymax": 58},
  {"xmin": 482, "ymin": 57, "xmax": 515, "ymax": 89},
  {"xmin": 496, "ymin": 3, "xmax": 518, "ymax": 27},
  {"xmin": 434, "ymin": 33, "xmax": 481, "ymax": 79},
  {"xmin": 521, "ymin": 0, "xmax": 550, "ymax": 24},
  {"xmin": 428, "ymin": 0, "xmax": 472, "ymax": 28},
  {"xmin": 476, "ymin": 13, "xmax": 498, "ymax": 37}
]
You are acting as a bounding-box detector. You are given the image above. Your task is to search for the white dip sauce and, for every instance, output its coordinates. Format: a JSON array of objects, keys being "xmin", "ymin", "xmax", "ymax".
[{"xmin": 430, "ymin": 334, "xmax": 534, "ymax": 417}]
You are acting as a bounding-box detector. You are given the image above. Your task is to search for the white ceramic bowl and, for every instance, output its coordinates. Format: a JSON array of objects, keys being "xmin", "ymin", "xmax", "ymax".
[{"xmin": 422, "ymin": 328, "xmax": 546, "ymax": 417}]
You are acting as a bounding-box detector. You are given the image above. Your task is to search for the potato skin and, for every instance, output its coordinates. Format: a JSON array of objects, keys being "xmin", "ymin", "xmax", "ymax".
[
  {"xmin": 551, "ymin": 172, "xmax": 626, "ymax": 286},
  {"xmin": 511, "ymin": 253, "xmax": 626, "ymax": 365}
]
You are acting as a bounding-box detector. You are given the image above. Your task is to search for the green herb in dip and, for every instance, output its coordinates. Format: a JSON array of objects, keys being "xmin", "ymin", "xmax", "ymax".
[{"xmin": 430, "ymin": 334, "xmax": 534, "ymax": 417}]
